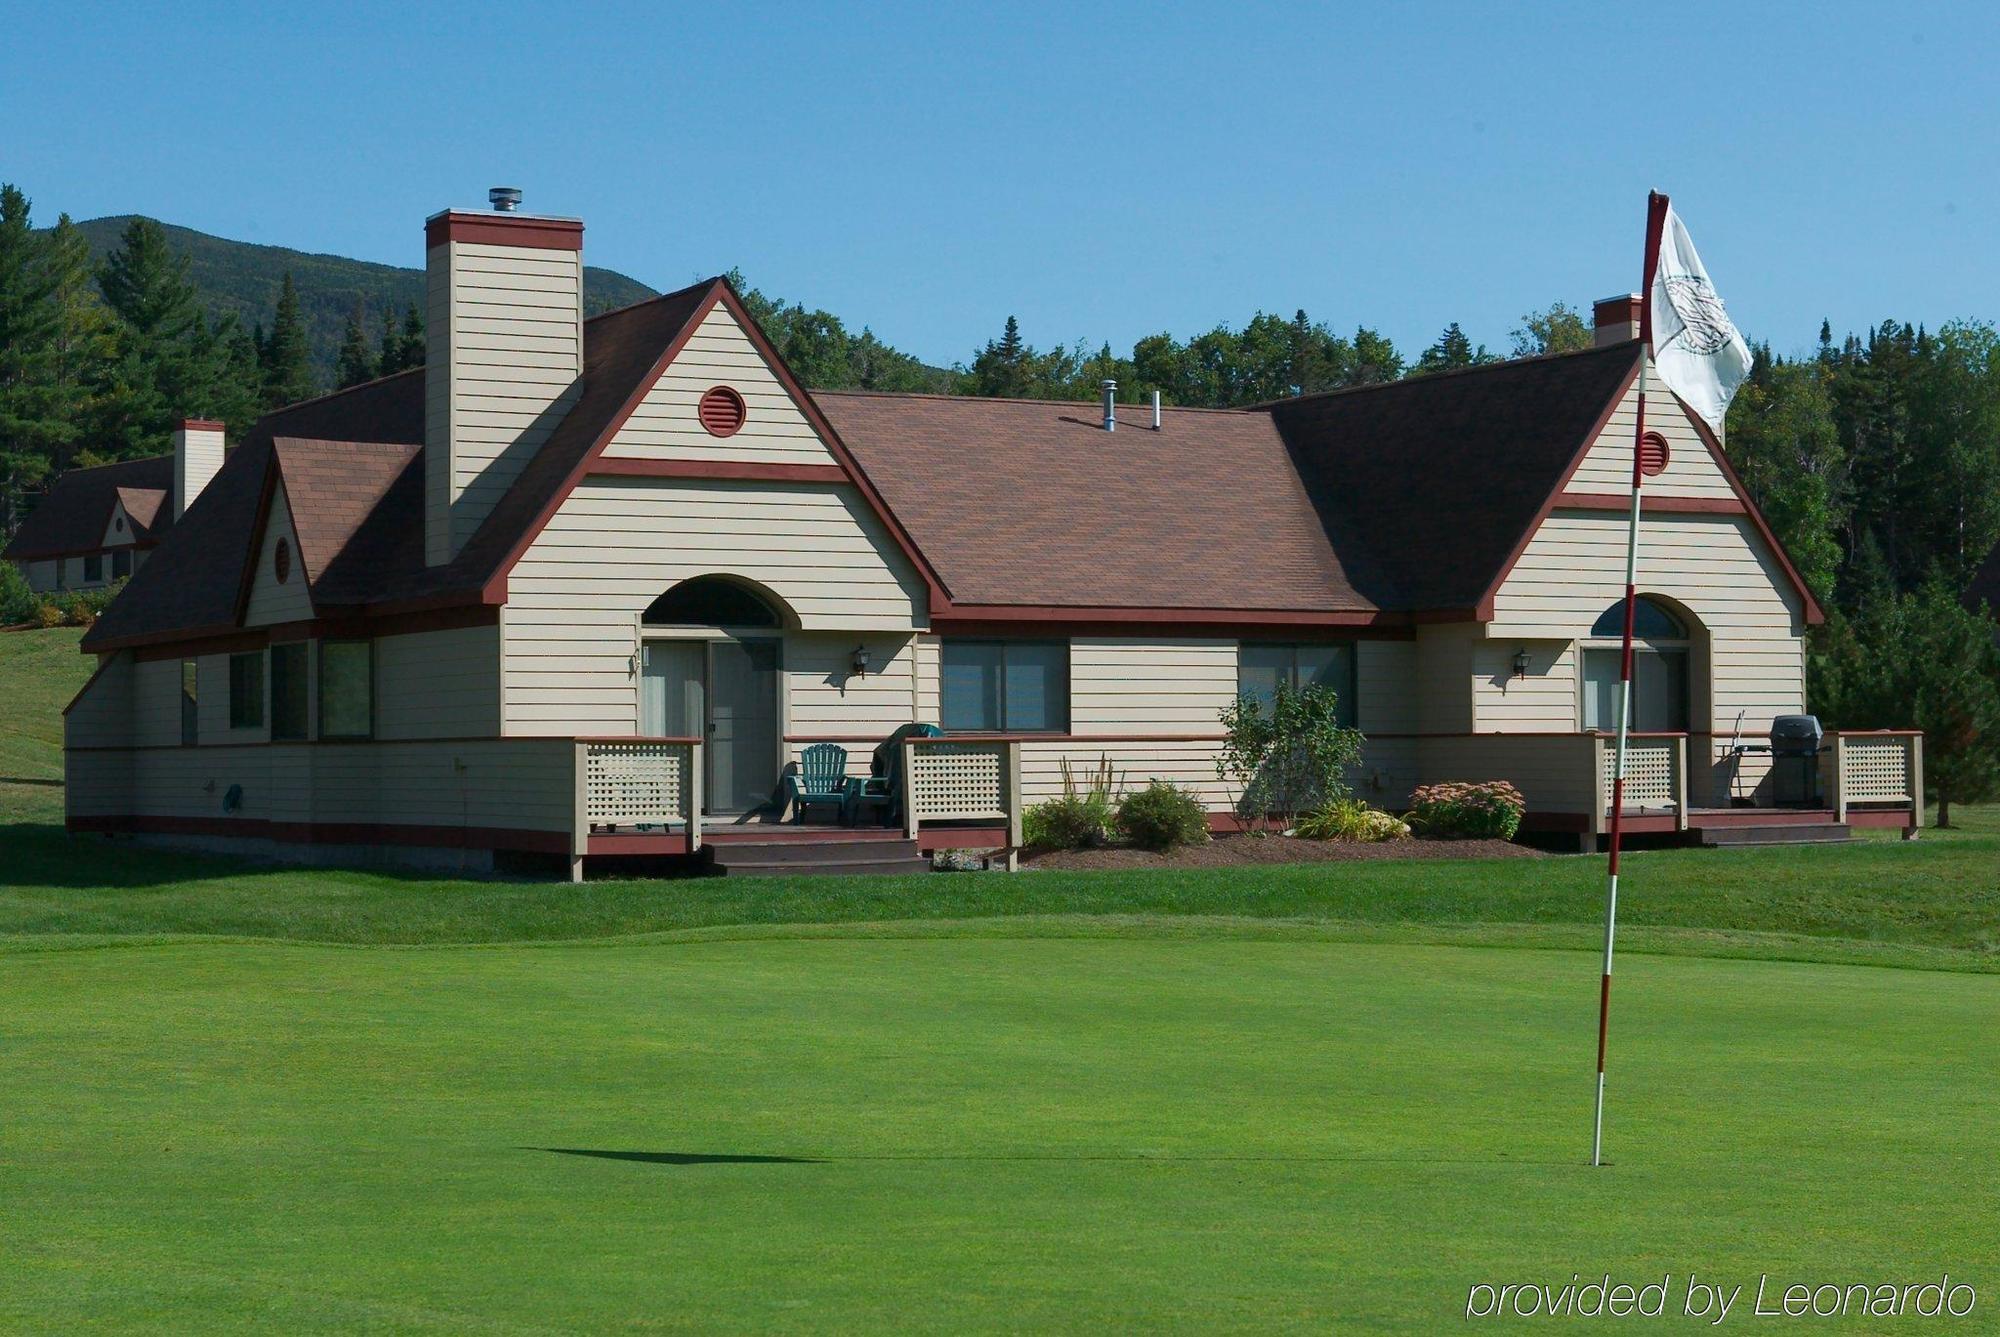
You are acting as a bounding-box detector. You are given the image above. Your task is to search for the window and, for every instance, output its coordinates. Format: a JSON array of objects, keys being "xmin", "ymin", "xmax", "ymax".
[
  {"xmin": 1582, "ymin": 649, "xmax": 1689, "ymax": 732},
  {"xmin": 319, "ymin": 640, "xmax": 373, "ymax": 738},
  {"xmin": 941, "ymin": 640, "xmax": 1069, "ymax": 732},
  {"xmin": 270, "ymin": 642, "xmax": 309, "ymax": 740},
  {"xmin": 1590, "ymin": 597, "xmax": 1685, "ymax": 640},
  {"xmin": 228, "ymin": 652, "xmax": 264, "ymax": 729},
  {"xmin": 642, "ymin": 576, "xmax": 780, "ymax": 627},
  {"xmin": 1582, "ymin": 597, "xmax": 1690, "ymax": 733},
  {"xmin": 112, "ymin": 549, "xmax": 132, "ymax": 579},
  {"xmin": 180, "ymin": 660, "xmax": 198, "ymax": 745},
  {"xmin": 83, "ymin": 553, "xmax": 103, "ymax": 583},
  {"xmin": 1237, "ymin": 643, "xmax": 1357, "ymax": 726}
]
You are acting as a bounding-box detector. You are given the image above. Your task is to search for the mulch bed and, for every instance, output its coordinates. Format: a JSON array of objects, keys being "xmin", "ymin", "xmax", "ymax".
[{"xmin": 1021, "ymin": 834, "xmax": 1543, "ymax": 870}]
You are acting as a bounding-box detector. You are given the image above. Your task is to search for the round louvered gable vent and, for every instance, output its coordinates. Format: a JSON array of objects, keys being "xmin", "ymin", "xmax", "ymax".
[
  {"xmin": 1639, "ymin": 431, "xmax": 1670, "ymax": 477},
  {"xmin": 698, "ymin": 385, "xmax": 747, "ymax": 438}
]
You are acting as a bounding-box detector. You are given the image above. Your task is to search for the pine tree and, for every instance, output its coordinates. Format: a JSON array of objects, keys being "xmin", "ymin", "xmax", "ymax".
[
  {"xmin": 334, "ymin": 298, "xmax": 377, "ymax": 389},
  {"xmin": 395, "ymin": 302, "xmax": 424, "ymax": 372},
  {"xmin": 0, "ymin": 183, "xmax": 62, "ymax": 530},
  {"xmin": 41, "ymin": 214, "xmax": 113, "ymax": 475},
  {"xmin": 969, "ymin": 316, "xmax": 1032, "ymax": 398},
  {"xmin": 1412, "ymin": 323, "xmax": 1495, "ymax": 376},
  {"xmin": 260, "ymin": 272, "xmax": 316, "ymax": 407},
  {"xmin": 95, "ymin": 217, "xmax": 214, "ymax": 456}
]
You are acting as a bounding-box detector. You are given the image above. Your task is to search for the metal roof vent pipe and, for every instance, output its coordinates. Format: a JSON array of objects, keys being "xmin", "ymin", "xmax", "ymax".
[
  {"xmin": 489, "ymin": 186, "xmax": 523, "ymax": 212},
  {"xmin": 1101, "ymin": 379, "xmax": 1117, "ymax": 432},
  {"xmin": 1151, "ymin": 390, "xmax": 1162, "ymax": 431}
]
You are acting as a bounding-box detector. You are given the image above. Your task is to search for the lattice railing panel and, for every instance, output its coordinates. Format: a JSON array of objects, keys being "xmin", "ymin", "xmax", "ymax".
[
  {"xmin": 909, "ymin": 743, "xmax": 1008, "ymax": 820},
  {"xmin": 1842, "ymin": 737, "xmax": 1912, "ymax": 803},
  {"xmin": 1603, "ymin": 737, "xmax": 1679, "ymax": 808},
  {"xmin": 586, "ymin": 742, "xmax": 689, "ymax": 826}
]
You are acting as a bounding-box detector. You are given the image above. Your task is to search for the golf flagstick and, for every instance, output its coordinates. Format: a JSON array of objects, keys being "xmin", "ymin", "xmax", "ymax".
[{"xmin": 1593, "ymin": 190, "xmax": 1670, "ymax": 1168}]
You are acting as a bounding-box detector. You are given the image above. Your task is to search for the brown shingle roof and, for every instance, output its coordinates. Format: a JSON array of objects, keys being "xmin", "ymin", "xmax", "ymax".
[
  {"xmin": 83, "ymin": 281, "xmax": 717, "ymax": 649},
  {"xmin": 80, "ymin": 289, "xmax": 1668, "ymax": 648},
  {"xmin": 3, "ymin": 455, "xmax": 173, "ymax": 561},
  {"xmin": 821, "ymin": 393, "xmax": 1366, "ymax": 611},
  {"xmin": 114, "ymin": 486, "xmax": 168, "ymax": 539},
  {"xmin": 1266, "ymin": 342, "xmax": 1642, "ymax": 610}
]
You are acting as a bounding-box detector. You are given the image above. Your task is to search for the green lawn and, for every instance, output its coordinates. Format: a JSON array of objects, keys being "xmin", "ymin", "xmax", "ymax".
[
  {"xmin": 3, "ymin": 935, "xmax": 1994, "ymax": 1332},
  {"xmin": 3, "ymin": 626, "xmax": 1996, "ymax": 1329}
]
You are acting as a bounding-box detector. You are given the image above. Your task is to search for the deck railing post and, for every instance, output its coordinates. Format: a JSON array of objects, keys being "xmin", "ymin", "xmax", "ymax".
[
  {"xmin": 903, "ymin": 738, "xmax": 920, "ymax": 840},
  {"xmin": 1675, "ymin": 734, "xmax": 1689, "ymax": 831},
  {"xmin": 1004, "ymin": 739, "xmax": 1023, "ymax": 872},
  {"xmin": 1832, "ymin": 733, "xmax": 1849, "ymax": 825},
  {"xmin": 688, "ymin": 741, "xmax": 704, "ymax": 852},
  {"xmin": 570, "ymin": 741, "xmax": 589, "ymax": 883},
  {"xmin": 1589, "ymin": 734, "xmax": 1608, "ymax": 835},
  {"xmin": 1905, "ymin": 733, "xmax": 1923, "ymax": 838}
]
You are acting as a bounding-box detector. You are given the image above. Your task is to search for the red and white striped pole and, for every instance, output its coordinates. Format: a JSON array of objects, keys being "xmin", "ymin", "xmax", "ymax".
[{"xmin": 1593, "ymin": 190, "xmax": 1670, "ymax": 1168}]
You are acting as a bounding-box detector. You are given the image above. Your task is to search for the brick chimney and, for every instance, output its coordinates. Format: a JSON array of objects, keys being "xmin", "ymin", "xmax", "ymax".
[
  {"xmin": 423, "ymin": 191, "xmax": 584, "ymax": 567},
  {"xmin": 173, "ymin": 418, "xmax": 226, "ymax": 518},
  {"xmin": 1593, "ymin": 294, "xmax": 1642, "ymax": 347}
]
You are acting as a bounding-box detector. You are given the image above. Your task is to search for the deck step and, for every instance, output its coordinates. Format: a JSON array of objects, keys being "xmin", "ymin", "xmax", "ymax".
[
  {"xmin": 710, "ymin": 835, "xmax": 928, "ymax": 877},
  {"xmin": 1699, "ymin": 823, "xmax": 1851, "ymax": 847}
]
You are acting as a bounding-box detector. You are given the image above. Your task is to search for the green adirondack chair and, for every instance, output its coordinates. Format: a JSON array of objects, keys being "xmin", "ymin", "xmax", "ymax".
[{"xmin": 783, "ymin": 743, "xmax": 851, "ymax": 825}]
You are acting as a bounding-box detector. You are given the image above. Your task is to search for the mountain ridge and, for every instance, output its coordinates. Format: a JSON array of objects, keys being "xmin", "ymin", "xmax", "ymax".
[{"xmin": 66, "ymin": 215, "xmax": 659, "ymax": 382}]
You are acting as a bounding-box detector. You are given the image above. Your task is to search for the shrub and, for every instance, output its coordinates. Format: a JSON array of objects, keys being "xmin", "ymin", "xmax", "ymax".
[
  {"xmin": 1407, "ymin": 781, "xmax": 1526, "ymax": 840},
  {"xmin": 1216, "ymin": 682, "xmax": 1366, "ymax": 826},
  {"xmin": 1115, "ymin": 780, "xmax": 1210, "ymax": 851},
  {"xmin": 1022, "ymin": 754, "xmax": 1119, "ymax": 850},
  {"xmin": 0, "ymin": 561, "xmax": 38, "ymax": 626},
  {"xmin": 1294, "ymin": 797, "xmax": 1410, "ymax": 842},
  {"xmin": 34, "ymin": 599, "xmax": 64, "ymax": 629}
]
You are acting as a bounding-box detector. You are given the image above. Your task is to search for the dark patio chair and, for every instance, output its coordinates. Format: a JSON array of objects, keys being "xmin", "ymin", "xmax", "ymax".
[{"xmin": 844, "ymin": 722, "xmax": 942, "ymax": 828}]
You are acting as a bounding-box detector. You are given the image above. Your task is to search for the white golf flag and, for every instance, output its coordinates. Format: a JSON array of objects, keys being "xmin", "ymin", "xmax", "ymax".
[{"xmin": 1649, "ymin": 207, "xmax": 1752, "ymax": 433}]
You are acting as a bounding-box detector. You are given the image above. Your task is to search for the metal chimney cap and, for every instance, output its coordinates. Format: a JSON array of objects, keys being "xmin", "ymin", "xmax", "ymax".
[{"xmin": 489, "ymin": 186, "xmax": 523, "ymax": 212}]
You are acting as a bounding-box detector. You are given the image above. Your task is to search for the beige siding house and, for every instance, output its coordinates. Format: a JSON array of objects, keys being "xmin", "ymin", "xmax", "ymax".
[
  {"xmin": 4, "ymin": 423, "xmax": 224, "ymax": 594},
  {"xmin": 60, "ymin": 202, "xmax": 1921, "ymax": 876}
]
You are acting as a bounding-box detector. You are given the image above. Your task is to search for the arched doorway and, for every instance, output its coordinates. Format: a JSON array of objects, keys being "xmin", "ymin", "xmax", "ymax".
[
  {"xmin": 1579, "ymin": 596, "xmax": 1693, "ymax": 733},
  {"xmin": 640, "ymin": 576, "xmax": 789, "ymax": 816}
]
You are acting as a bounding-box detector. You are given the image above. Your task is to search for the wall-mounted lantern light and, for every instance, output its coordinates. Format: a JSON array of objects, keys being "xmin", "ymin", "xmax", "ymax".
[
  {"xmin": 851, "ymin": 644, "xmax": 871, "ymax": 679},
  {"xmin": 1512, "ymin": 648, "xmax": 1531, "ymax": 679}
]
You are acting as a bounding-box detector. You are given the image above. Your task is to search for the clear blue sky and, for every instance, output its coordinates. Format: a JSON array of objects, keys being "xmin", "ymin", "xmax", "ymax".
[{"xmin": 4, "ymin": 0, "xmax": 1996, "ymax": 367}]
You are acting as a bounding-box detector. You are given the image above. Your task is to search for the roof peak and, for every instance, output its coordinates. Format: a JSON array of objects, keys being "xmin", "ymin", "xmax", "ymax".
[{"xmin": 1254, "ymin": 338, "xmax": 1641, "ymax": 411}]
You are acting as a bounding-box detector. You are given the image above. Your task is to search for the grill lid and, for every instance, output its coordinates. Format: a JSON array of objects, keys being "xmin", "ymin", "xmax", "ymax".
[{"xmin": 1770, "ymin": 714, "xmax": 1823, "ymax": 754}]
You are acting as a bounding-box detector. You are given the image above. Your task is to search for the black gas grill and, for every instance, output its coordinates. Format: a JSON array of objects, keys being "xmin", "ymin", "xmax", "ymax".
[{"xmin": 1767, "ymin": 714, "xmax": 1825, "ymax": 807}]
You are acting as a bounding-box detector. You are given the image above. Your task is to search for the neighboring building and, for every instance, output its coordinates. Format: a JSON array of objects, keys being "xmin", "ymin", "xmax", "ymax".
[
  {"xmin": 4, "ymin": 422, "xmax": 226, "ymax": 593},
  {"xmin": 62, "ymin": 202, "xmax": 1923, "ymax": 876}
]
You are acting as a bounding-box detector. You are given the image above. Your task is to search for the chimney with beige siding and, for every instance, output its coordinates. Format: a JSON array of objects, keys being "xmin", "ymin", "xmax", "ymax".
[
  {"xmin": 1593, "ymin": 293, "xmax": 1642, "ymax": 347},
  {"xmin": 423, "ymin": 193, "xmax": 584, "ymax": 566},
  {"xmin": 173, "ymin": 418, "xmax": 226, "ymax": 518}
]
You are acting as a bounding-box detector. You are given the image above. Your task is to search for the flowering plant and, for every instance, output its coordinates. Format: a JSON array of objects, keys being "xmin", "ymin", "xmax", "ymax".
[{"xmin": 1406, "ymin": 780, "xmax": 1526, "ymax": 840}]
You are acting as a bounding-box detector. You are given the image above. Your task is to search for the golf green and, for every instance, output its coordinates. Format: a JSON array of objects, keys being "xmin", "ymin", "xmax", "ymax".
[{"xmin": 3, "ymin": 933, "xmax": 1992, "ymax": 1331}]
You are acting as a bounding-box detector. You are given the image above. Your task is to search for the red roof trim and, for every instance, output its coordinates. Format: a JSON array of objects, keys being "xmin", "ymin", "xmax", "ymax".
[
  {"xmin": 480, "ymin": 278, "xmax": 953, "ymax": 615},
  {"xmin": 1553, "ymin": 491, "xmax": 1746, "ymax": 515},
  {"xmin": 178, "ymin": 418, "xmax": 226, "ymax": 432},
  {"xmin": 1682, "ymin": 405, "xmax": 1826, "ymax": 626},
  {"xmin": 708, "ymin": 282, "xmax": 952, "ymax": 610},
  {"xmin": 931, "ymin": 604, "xmax": 1442, "ymax": 632},
  {"xmin": 589, "ymin": 458, "xmax": 849, "ymax": 484},
  {"xmin": 1473, "ymin": 350, "xmax": 1643, "ymax": 620},
  {"xmin": 424, "ymin": 210, "xmax": 583, "ymax": 252},
  {"xmin": 1473, "ymin": 350, "xmax": 1825, "ymax": 627},
  {"xmin": 478, "ymin": 282, "xmax": 730, "ymax": 603}
]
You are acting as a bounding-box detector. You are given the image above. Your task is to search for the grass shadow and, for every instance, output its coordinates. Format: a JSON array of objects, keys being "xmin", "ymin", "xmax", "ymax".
[{"xmin": 532, "ymin": 1148, "xmax": 824, "ymax": 1166}]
